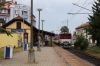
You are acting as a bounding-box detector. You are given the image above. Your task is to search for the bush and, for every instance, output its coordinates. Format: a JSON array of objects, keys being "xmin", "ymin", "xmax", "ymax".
[
  {"xmin": 80, "ymin": 39, "xmax": 88, "ymax": 50},
  {"xmin": 74, "ymin": 35, "xmax": 88, "ymax": 50}
]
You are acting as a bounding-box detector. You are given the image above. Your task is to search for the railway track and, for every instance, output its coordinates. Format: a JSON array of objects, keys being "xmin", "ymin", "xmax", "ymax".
[{"xmin": 64, "ymin": 48, "xmax": 100, "ymax": 66}]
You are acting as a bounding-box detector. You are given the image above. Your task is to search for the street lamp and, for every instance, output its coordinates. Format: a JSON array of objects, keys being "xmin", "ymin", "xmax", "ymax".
[
  {"xmin": 37, "ymin": 8, "xmax": 42, "ymax": 51},
  {"xmin": 28, "ymin": 0, "xmax": 35, "ymax": 63},
  {"xmin": 41, "ymin": 20, "xmax": 45, "ymax": 46}
]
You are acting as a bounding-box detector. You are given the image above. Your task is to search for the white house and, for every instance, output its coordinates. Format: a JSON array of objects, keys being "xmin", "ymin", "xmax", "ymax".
[
  {"xmin": 75, "ymin": 22, "xmax": 96, "ymax": 45},
  {"xmin": 0, "ymin": 0, "xmax": 36, "ymax": 27}
]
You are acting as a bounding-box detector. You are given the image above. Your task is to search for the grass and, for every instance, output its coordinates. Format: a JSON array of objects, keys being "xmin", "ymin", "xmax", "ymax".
[
  {"xmin": 84, "ymin": 46, "xmax": 100, "ymax": 59},
  {"xmin": 13, "ymin": 47, "xmax": 23, "ymax": 54},
  {"xmin": 0, "ymin": 48, "xmax": 4, "ymax": 59},
  {"xmin": 0, "ymin": 47, "xmax": 22, "ymax": 59}
]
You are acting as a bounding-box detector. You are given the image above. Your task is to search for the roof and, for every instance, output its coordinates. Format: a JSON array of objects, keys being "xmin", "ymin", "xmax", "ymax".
[
  {"xmin": 2, "ymin": 15, "xmax": 37, "ymax": 30},
  {"xmin": 2, "ymin": 16, "xmax": 55, "ymax": 36},
  {"xmin": 40, "ymin": 30, "xmax": 55, "ymax": 36},
  {"xmin": 13, "ymin": 15, "xmax": 23, "ymax": 19},
  {"xmin": 33, "ymin": 14, "xmax": 36, "ymax": 18},
  {"xmin": 75, "ymin": 22, "xmax": 89, "ymax": 29},
  {"xmin": 0, "ymin": 1, "xmax": 17, "ymax": 9}
]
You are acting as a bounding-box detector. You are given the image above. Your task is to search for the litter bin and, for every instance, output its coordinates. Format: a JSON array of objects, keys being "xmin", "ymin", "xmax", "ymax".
[
  {"xmin": 23, "ymin": 44, "xmax": 28, "ymax": 51},
  {"xmin": 4, "ymin": 45, "xmax": 13, "ymax": 59}
]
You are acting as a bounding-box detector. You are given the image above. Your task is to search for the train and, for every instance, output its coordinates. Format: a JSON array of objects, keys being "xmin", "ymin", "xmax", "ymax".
[{"xmin": 53, "ymin": 32, "xmax": 73, "ymax": 47}]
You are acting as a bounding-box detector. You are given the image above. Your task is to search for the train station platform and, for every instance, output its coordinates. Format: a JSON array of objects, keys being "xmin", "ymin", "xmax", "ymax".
[
  {"xmin": 0, "ymin": 47, "xmax": 66, "ymax": 66},
  {"xmin": 0, "ymin": 46, "xmax": 95, "ymax": 66},
  {"xmin": 54, "ymin": 46, "xmax": 95, "ymax": 66}
]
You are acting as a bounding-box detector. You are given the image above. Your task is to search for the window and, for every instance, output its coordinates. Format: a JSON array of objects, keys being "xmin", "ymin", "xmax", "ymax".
[
  {"xmin": 0, "ymin": 23, "xmax": 2, "ymax": 26},
  {"xmin": 16, "ymin": 22, "xmax": 21, "ymax": 29},
  {"xmin": 60, "ymin": 34, "xmax": 71, "ymax": 39},
  {"xmin": 24, "ymin": 18, "xmax": 27, "ymax": 21},
  {"xmin": 22, "ymin": 11, "xmax": 28, "ymax": 15},
  {"xmin": 15, "ymin": 10, "xmax": 18, "ymax": 14}
]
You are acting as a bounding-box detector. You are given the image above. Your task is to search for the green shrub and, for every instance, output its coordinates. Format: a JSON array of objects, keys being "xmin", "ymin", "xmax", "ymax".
[
  {"xmin": 80, "ymin": 39, "xmax": 88, "ymax": 50},
  {"xmin": 74, "ymin": 35, "xmax": 88, "ymax": 50}
]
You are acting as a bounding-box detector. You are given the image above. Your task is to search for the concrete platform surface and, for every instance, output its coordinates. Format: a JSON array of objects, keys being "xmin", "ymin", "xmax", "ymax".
[
  {"xmin": 0, "ymin": 47, "xmax": 66, "ymax": 66},
  {"xmin": 54, "ymin": 46, "xmax": 95, "ymax": 66}
]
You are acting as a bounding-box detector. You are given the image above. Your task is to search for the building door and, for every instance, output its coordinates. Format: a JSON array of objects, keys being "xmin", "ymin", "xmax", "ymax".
[{"xmin": 24, "ymin": 33, "xmax": 28, "ymax": 44}]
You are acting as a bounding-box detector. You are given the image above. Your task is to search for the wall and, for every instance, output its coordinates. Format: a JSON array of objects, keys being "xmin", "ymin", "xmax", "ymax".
[
  {"xmin": 6, "ymin": 21, "xmax": 31, "ymax": 43},
  {"xmin": 0, "ymin": 33, "xmax": 21, "ymax": 48}
]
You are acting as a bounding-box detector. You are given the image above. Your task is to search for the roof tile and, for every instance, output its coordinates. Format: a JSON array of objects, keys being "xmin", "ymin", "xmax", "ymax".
[{"xmin": 76, "ymin": 22, "xmax": 89, "ymax": 29}]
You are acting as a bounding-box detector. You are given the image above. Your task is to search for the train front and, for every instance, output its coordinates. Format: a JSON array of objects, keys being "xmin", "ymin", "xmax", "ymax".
[{"xmin": 58, "ymin": 32, "xmax": 72, "ymax": 47}]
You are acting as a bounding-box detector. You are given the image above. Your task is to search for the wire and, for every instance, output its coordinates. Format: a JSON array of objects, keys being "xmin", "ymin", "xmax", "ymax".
[
  {"xmin": 72, "ymin": 3, "xmax": 92, "ymax": 12},
  {"xmin": 68, "ymin": 0, "xmax": 88, "ymax": 22},
  {"xmin": 85, "ymin": 0, "xmax": 94, "ymax": 7},
  {"xmin": 66, "ymin": 0, "xmax": 81, "ymax": 19},
  {"xmin": 67, "ymin": 0, "xmax": 94, "ymax": 21},
  {"xmin": 68, "ymin": 0, "xmax": 95, "ymax": 22}
]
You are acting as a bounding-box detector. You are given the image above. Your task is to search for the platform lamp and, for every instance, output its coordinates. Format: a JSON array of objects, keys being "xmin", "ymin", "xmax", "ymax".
[
  {"xmin": 37, "ymin": 8, "xmax": 42, "ymax": 51},
  {"xmin": 41, "ymin": 20, "xmax": 45, "ymax": 46}
]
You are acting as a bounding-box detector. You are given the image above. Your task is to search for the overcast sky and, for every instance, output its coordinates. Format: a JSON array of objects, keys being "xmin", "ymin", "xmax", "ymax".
[{"xmin": 7, "ymin": 0, "xmax": 96, "ymax": 34}]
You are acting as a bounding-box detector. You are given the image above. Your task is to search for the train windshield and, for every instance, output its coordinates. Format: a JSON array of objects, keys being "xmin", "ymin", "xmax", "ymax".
[{"xmin": 59, "ymin": 34, "xmax": 71, "ymax": 39}]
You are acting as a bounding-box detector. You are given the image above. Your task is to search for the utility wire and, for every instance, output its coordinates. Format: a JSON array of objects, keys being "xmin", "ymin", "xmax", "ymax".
[
  {"xmin": 68, "ymin": 0, "xmax": 88, "ymax": 22},
  {"xmin": 72, "ymin": 3, "xmax": 92, "ymax": 12},
  {"xmin": 66, "ymin": 0, "xmax": 81, "ymax": 19},
  {"xmin": 67, "ymin": 0, "xmax": 94, "ymax": 20},
  {"xmin": 68, "ymin": 0, "xmax": 94, "ymax": 22},
  {"xmin": 69, "ymin": 0, "xmax": 94, "ymax": 14},
  {"xmin": 85, "ymin": 0, "xmax": 94, "ymax": 7}
]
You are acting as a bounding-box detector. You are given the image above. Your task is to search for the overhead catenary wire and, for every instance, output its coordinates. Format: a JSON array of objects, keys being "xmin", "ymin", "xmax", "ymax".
[
  {"xmin": 72, "ymin": 3, "xmax": 92, "ymax": 12},
  {"xmin": 66, "ymin": 0, "xmax": 81, "ymax": 19},
  {"xmin": 67, "ymin": 0, "xmax": 94, "ymax": 21},
  {"xmin": 68, "ymin": 0, "xmax": 88, "ymax": 22},
  {"xmin": 68, "ymin": 0, "xmax": 94, "ymax": 22}
]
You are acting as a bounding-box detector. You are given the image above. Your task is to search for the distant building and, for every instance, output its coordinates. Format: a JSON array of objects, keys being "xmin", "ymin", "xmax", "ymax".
[
  {"xmin": 0, "ymin": 0, "xmax": 36, "ymax": 27},
  {"xmin": 75, "ymin": 22, "xmax": 96, "ymax": 46},
  {"xmin": 75, "ymin": 22, "xmax": 89, "ymax": 36}
]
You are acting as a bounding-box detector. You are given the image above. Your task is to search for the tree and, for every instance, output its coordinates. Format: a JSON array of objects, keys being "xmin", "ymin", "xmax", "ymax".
[
  {"xmin": 0, "ymin": 1, "xmax": 5, "ymax": 7},
  {"xmin": 0, "ymin": 27, "xmax": 12, "ymax": 37},
  {"xmin": 60, "ymin": 26, "xmax": 69, "ymax": 32},
  {"xmin": 87, "ymin": 0, "xmax": 100, "ymax": 46}
]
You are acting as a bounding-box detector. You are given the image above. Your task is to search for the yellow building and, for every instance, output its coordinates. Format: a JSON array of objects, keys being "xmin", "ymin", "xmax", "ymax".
[
  {"xmin": 2, "ymin": 16, "xmax": 38, "ymax": 46},
  {"xmin": 1, "ymin": 16, "xmax": 55, "ymax": 47},
  {"xmin": 0, "ymin": 33, "xmax": 21, "ymax": 48}
]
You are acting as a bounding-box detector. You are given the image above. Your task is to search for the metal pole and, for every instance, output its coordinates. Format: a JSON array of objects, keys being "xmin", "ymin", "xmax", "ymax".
[
  {"xmin": 38, "ymin": 11, "xmax": 40, "ymax": 35},
  {"xmin": 28, "ymin": 0, "xmax": 35, "ymax": 63},
  {"xmin": 37, "ymin": 11, "xmax": 41, "ymax": 51},
  {"xmin": 41, "ymin": 20, "xmax": 45, "ymax": 47},
  {"xmin": 67, "ymin": 19, "xmax": 68, "ymax": 28},
  {"xmin": 30, "ymin": 0, "xmax": 33, "ymax": 49},
  {"xmin": 37, "ymin": 8, "xmax": 42, "ymax": 51},
  {"xmin": 42, "ymin": 21, "xmax": 43, "ymax": 46},
  {"xmin": 67, "ymin": 19, "xmax": 68, "ymax": 32},
  {"xmin": 23, "ymin": 18, "xmax": 24, "ymax": 50},
  {"xmin": 51, "ymin": 32, "xmax": 52, "ymax": 47}
]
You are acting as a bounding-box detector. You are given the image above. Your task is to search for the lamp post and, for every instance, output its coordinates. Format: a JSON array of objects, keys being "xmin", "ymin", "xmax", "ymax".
[
  {"xmin": 37, "ymin": 8, "xmax": 42, "ymax": 51},
  {"xmin": 41, "ymin": 20, "xmax": 45, "ymax": 46},
  {"xmin": 28, "ymin": 0, "xmax": 35, "ymax": 63}
]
